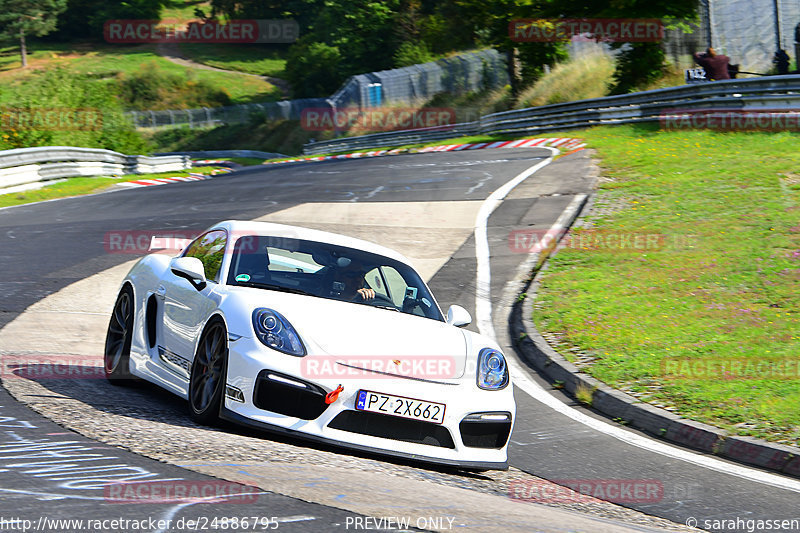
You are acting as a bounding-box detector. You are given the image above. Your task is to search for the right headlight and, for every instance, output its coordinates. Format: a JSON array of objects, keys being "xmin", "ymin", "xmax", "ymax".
[
  {"xmin": 252, "ymin": 308, "xmax": 306, "ymax": 356},
  {"xmin": 477, "ymin": 348, "xmax": 509, "ymax": 390}
]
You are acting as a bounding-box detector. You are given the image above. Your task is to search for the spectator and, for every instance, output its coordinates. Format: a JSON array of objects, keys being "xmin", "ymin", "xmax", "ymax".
[
  {"xmin": 693, "ymin": 48, "xmax": 731, "ymax": 80},
  {"xmin": 773, "ymin": 49, "xmax": 790, "ymax": 75}
]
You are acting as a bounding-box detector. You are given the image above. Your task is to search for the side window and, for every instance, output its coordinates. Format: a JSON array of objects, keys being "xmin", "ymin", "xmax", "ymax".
[
  {"xmin": 364, "ymin": 267, "xmax": 390, "ymax": 300},
  {"xmin": 183, "ymin": 230, "xmax": 227, "ymax": 282},
  {"xmin": 381, "ymin": 266, "xmax": 408, "ymax": 307}
]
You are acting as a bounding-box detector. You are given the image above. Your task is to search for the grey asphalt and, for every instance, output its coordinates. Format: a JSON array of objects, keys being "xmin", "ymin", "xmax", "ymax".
[{"xmin": 0, "ymin": 149, "xmax": 797, "ymax": 532}]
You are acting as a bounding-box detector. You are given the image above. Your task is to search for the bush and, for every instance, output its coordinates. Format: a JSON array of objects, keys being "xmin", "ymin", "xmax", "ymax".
[
  {"xmin": 394, "ymin": 42, "xmax": 434, "ymax": 68},
  {"xmin": 117, "ymin": 62, "xmax": 232, "ymax": 110},
  {"xmin": 284, "ymin": 38, "xmax": 344, "ymax": 98},
  {"xmin": 609, "ymin": 43, "xmax": 666, "ymax": 94},
  {"xmin": 0, "ymin": 67, "xmax": 150, "ymax": 154},
  {"xmin": 518, "ymin": 53, "xmax": 616, "ymax": 108}
]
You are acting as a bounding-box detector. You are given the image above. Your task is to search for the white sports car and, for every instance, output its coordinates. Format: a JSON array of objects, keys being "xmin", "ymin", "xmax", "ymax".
[{"xmin": 105, "ymin": 220, "xmax": 515, "ymax": 470}]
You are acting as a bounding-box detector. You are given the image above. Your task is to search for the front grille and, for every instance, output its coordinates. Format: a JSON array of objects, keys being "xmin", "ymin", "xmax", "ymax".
[
  {"xmin": 459, "ymin": 416, "xmax": 512, "ymax": 449},
  {"xmin": 328, "ymin": 410, "xmax": 455, "ymax": 449},
  {"xmin": 253, "ymin": 370, "xmax": 329, "ymax": 420}
]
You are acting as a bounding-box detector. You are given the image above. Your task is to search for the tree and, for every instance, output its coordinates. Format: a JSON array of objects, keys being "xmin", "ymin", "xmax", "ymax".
[
  {"xmin": 53, "ymin": 0, "xmax": 167, "ymax": 41},
  {"xmin": 449, "ymin": 0, "xmax": 566, "ymax": 98},
  {"xmin": 0, "ymin": 0, "xmax": 67, "ymax": 67}
]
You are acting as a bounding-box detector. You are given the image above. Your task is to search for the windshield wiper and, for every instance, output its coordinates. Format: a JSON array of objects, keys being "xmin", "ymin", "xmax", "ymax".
[{"xmin": 234, "ymin": 281, "xmax": 315, "ymax": 297}]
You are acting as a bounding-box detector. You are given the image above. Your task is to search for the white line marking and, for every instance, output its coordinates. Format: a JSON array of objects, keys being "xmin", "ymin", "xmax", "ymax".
[
  {"xmin": 473, "ymin": 150, "xmax": 800, "ymax": 493},
  {"xmin": 276, "ymin": 516, "xmax": 317, "ymax": 523},
  {"xmin": 474, "ymin": 151, "xmax": 556, "ymax": 336}
]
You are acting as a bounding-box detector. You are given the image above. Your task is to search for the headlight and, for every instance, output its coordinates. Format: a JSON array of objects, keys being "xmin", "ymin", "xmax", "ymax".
[
  {"xmin": 252, "ymin": 308, "xmax": 306, "ymax": 356},
  {"xmin": 477, "ymin": 348, "xmax": 509, "ymax": 390}
]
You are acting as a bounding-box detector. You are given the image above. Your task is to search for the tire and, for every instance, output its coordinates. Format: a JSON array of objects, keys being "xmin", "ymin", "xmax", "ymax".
[
  {"xmin": 104, "ymin": 285, "xmax": 135, "ymax": 385},
  {"xmin": 188, "ymin": 318, "xmax": 228, "ymax": 425}
]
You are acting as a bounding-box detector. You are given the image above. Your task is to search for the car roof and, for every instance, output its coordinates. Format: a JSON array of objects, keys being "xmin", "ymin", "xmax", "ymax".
[{"xmin": 210, "ymin": 220, "xmax": 414, "ymax": 266}]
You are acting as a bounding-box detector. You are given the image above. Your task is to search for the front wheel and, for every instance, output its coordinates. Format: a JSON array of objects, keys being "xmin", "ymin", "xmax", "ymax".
[
  {"xmin": 188, "ymin": 319, "xmax": 228, "ymax": 425},
  {"xmin": 104, "ymin": 285, "xmax": 135, "ymax": 385}
]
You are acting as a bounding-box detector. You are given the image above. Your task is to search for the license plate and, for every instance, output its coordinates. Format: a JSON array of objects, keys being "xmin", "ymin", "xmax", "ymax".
[{"xmin": 356, "ymin": 390, "xmax": 445, "ymax": 424}]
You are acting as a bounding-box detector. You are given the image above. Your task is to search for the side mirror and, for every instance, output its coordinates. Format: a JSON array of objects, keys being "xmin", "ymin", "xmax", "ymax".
[
  {"xmin": 170, "ymin": 257, "xmax": 207, "ymax": 288},
  {"xmin": 446, "ymin": 305, "xmax": 472, "ymax": 328}
]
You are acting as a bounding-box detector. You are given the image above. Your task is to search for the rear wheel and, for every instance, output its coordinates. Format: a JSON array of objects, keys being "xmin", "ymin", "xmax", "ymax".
[
  {"xmin": 104, "ymin": 285, "xmax": 135, "ymax": 385},
  {"xmin": 189, "ymin": 319, "xmax": 228, "ymax": 425}
]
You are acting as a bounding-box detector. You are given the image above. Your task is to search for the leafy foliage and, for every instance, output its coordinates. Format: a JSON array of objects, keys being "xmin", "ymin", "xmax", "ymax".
[
  {"xmin": 0, "ymin": 68, "xmax": 150, "ymax": 153},
  {"xmin": 53, "ymin": 0, "xmax": 168, "ymax": 40},
  {"xmin": 393, "ymin": 42, "xmax": 434, "ymax": 68},
  {"xmin": 284, "ymin": 38, "xmax": 343, "ymax": 97},
  {"xmin": 117, "ymin": 61, "xmax": 233, "ymax": 110},
  {"xmin": 0, "ymin": 0, "xmax": 67, "ymax": 66}
]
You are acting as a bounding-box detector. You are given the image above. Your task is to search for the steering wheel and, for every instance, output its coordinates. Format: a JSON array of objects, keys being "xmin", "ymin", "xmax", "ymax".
[
  {"xmin": 350, "ymin": 291, "xmax": 395, "ymax": 307},
  {"xmin": 371, "ymin": 293, "xmax": 395, "ymax": 306}
]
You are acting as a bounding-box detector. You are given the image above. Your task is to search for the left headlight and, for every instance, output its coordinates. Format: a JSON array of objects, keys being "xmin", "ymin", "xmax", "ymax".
[
  {"xmin": 252, "ymin": 308, "xmax": 306, "ymax": 356},
  {"xmin": 477, "ymin": 348, "xmax": 509, "ymax": 390}
]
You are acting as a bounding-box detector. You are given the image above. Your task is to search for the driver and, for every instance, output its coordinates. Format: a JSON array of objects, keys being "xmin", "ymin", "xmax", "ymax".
[{"xmin": 336, "ymin": 260, "xmax": 375, "ymax": 302}]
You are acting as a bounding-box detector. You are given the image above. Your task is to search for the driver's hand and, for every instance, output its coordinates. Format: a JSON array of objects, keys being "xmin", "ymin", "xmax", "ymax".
[{"xmin": 356, "ymin": 288, "xmax": 375, "ymax": 300}]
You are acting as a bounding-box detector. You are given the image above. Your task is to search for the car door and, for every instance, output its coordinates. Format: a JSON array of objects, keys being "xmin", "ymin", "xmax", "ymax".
[{"xmin": 158, "ymin": 229, "xmax": 227, "ymax": 376}]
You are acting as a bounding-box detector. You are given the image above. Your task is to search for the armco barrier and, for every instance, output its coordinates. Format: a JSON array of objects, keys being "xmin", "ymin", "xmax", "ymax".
[
  {"xmin": 0, "ymin": 147, "xmax": 191, "ymax": 192},
  {"xmin": 303, "ymin": 75, "xmax": 800, "ymax": 155}
]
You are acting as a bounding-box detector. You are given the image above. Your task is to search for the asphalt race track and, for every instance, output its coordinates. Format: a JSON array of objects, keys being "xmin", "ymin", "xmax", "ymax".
[{"xmin": 0, "ymin": 148, "xmax": 798, "ymax": 532}]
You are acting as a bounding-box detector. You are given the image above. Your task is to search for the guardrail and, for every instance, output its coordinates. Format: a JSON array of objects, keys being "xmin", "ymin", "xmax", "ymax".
[
  {"xmin": 154, "ymin": 149, "xmax": 286, "ymax": 160},
  {"xmin": 0, "ymin": 147, "xmax": 191, "ymax": 193},
  {"xmin": 303, "ymin": 75, "xmax": 800, "ymax": 155}
]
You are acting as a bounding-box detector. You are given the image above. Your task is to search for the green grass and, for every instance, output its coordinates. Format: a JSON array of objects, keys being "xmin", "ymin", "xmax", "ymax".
[
  {"xmin": 0, "ymin": 42, "xmax": 280, "ymax": 106},
  {"xmin": 532, "ymin": 124, "xmax": 800, "ymax": 445},
  {"xmin": 160, "ymin": 0, "xmax": 211, "ymax": 23},
  {"xmin": 0, "ymin": 166, "xmax": 223, "ymax": 208},
  {"xmin": 178, "ymin": 43, "xmax": 287, "ymax": 78},
  {"xmin": 518, "ymin": 53, "xmax": 615, "ymax": 108},
  {"xmin": 205, "ymin": 157, "xmax": 264, "ymax": 166}
]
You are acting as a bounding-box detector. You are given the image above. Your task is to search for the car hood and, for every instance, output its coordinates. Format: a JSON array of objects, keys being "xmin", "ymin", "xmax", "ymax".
[{"xmin": 230, "ymin": 288, "xmax": 468, "ymax": 380}]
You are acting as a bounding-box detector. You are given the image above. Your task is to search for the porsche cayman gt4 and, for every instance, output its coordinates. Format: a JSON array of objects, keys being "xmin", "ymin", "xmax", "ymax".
[{"xmin": 105, "ymin": 220, "xmax": 515, "ymax": 470}]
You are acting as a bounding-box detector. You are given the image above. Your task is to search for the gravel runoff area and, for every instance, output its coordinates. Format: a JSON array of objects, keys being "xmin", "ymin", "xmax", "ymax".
[
  {"xmin": 0, "ymin": 258, "xmax": 695, "ymax": 533},
  {"xmin": 1, "ymin": 373, "xmax": 697, "ymax": 532}
]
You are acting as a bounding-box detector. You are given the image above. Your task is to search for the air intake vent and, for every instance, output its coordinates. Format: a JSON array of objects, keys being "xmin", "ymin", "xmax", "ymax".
[
  {"xmin": 253, "ymin": 370, "xmax": 329, "ymax": 420},
  {"xmin": 328, "ymin": 410, "xmax": 455, "ymax": 448}
]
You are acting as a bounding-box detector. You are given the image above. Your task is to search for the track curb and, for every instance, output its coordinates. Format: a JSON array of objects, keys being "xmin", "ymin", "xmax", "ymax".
[{"xmin": 507, "ymin": 158, "xmax": 800, "ymax": 481}]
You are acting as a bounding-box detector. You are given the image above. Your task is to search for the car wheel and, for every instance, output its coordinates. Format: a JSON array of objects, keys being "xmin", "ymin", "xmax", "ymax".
[
  {"xmin": 189, "ymin": 318, "xmax": 228, "ymax": 425},
  {"xmin": 104, "ymin": 285, "xmax": 135, "ymax": 385}
]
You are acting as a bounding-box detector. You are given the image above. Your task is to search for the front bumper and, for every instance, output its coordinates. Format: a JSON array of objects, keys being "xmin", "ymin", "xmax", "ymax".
[{"xmin": 223, "ymin": 336, "xmax": 515, "ymax": 470}]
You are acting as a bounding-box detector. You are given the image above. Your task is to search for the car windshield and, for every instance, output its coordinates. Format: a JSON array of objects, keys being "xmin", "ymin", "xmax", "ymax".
[{"xmin": 226, "ymin": 235, "xmax": 444, "ymax": 322}]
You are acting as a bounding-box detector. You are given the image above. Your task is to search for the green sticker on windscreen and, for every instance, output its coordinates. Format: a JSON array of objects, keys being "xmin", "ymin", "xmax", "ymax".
[{"xmin": 235, "ymin": 273, "xmax": 251, "ymax": 282}]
